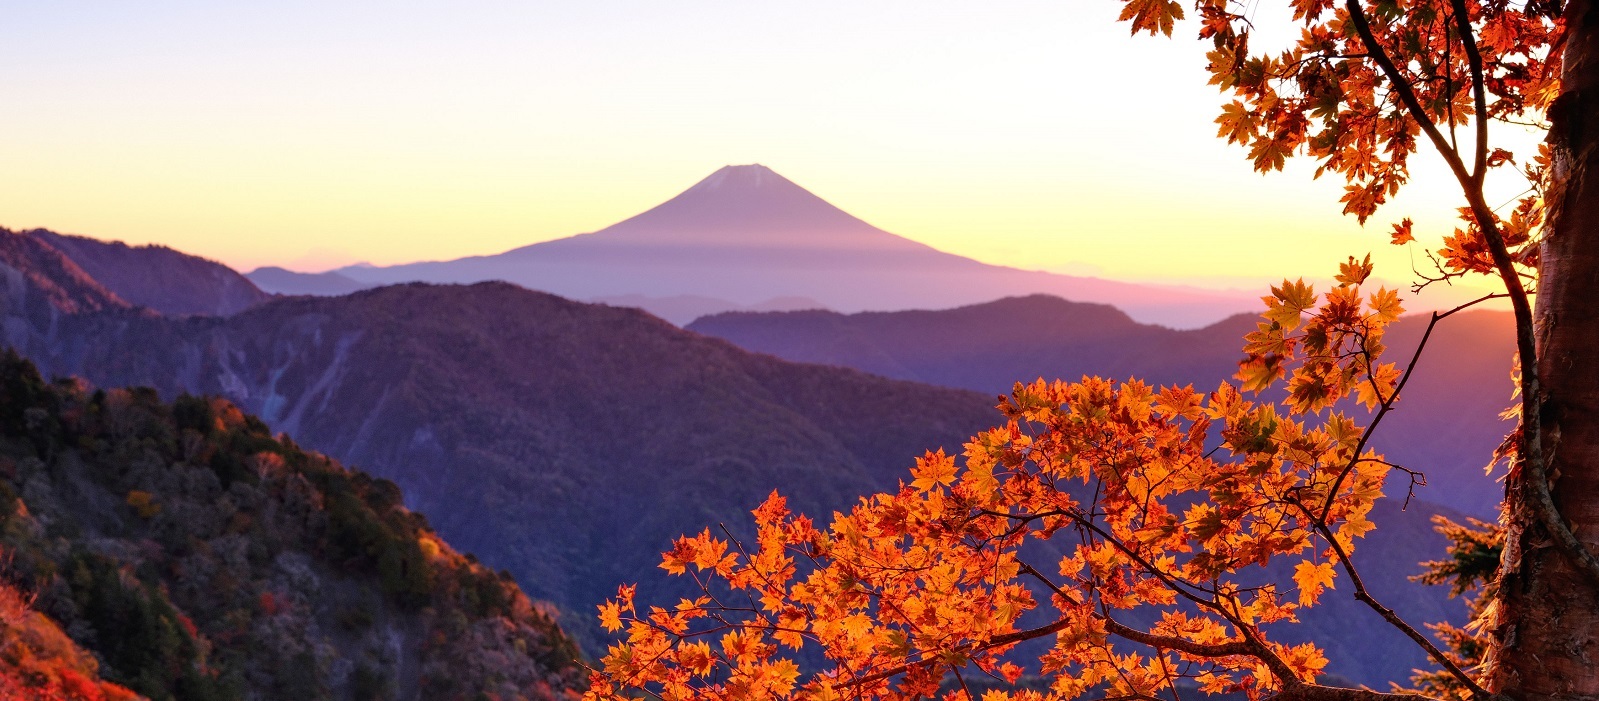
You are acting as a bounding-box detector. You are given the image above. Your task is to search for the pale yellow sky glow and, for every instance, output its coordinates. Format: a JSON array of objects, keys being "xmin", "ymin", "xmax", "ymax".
[{"xmin": 0, "ymin": 1, "xmax": 1532, "ymax": 302}]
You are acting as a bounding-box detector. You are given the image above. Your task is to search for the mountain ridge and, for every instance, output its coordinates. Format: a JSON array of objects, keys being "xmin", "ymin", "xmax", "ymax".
[
  {"xmin": 0, "ymin": 228, "xmax": 132, "ymax": 316},
  {"xmin": 689, "ymin": 294, "xmax": 1516, "ymax": 517},
  {"xmin": 691, "ymin": 294, "xmax": 1259, "ymax": 388},
  {"xmin": 27, "ymin": 229, "xmax": 271, "ymax": 316},
  {"xmin": 245, "ymin": 266, "xmax": 371, "ymax": 297}
]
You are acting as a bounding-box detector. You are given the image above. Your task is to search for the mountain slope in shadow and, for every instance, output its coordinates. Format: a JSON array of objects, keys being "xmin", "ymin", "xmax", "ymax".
[
  {"xmin": 0, "ymin": 350, "xmax": 584, "ymax": 700},
  {"xmin": 17, "ymin": 282, "xmax": 998, "ymax": 650}
]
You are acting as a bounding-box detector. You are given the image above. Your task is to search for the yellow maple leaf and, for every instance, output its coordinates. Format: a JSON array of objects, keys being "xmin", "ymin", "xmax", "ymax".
[
  {"xmin": 1336, "ymin": 254, "xmax": 1373, "ymax": 286},
  {"xmin": 1118, "ymin": 0, "xmax": 1184, "ymax": 36},
  {"xmin": 1293, "ymin": 560, "xmax": 1337, "ymax": 606},
  {"xmin": 962, "ymin": 460, "xmax": 998, "ymax": 499},
  {"xmin": 1264, "ymin": 279, "xmax": 1315, "ymax": 330},
  {"xmin": 1215, "ymin": 100, "xmax": 1259, "ymax": 144},
  {"xmin": 911, "ymin": 451, "xmax": 958, "ymax": 491},
  {"xmin": 1390, "ymin": 217, "xmax": 1415, "ymax": 245},
  {"xmin": 1368, "ymin": 287, "xmax": 1404, "ymax": 324},
  {"xmin": 762, "ymin": 659, "xmax": 801, "ymax": 696},
  {"xmin": 1338, "ymin": 510, "xmax": 1377, "ymax": 543},
  {"xmin": 598, "ymin": 600, "xmax": 623, "ymax": 632}
]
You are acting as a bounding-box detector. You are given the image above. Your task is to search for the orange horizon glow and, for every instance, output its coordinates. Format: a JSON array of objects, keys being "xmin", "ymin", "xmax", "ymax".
[{"xmin": 0, "ymin": 1, "xmax": 1525, "ymax": 309}]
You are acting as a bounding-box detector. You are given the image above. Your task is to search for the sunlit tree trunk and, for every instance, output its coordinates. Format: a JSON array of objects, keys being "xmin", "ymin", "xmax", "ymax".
[{"xmin": 1493, "ymin": 2, "xmax": 1599, "ymax": 697}]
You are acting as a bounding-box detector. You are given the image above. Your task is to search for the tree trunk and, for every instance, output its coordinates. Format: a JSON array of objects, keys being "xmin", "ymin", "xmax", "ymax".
[{"xmin": 1491, "ymin": 1, "xmax": 1599, "ymax": 698}]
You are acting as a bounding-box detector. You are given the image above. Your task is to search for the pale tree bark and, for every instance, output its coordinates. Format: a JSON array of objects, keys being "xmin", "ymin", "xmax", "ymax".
[{"xmin": 1491, "ymin": 1, "xmax": 1599, "ymax": 697}]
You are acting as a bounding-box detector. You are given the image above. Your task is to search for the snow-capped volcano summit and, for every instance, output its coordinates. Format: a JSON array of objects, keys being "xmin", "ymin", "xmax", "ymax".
[
  {"xmin": 332, "ymin": 165, "xmax": 1253, "ymax": 326},
  {"xmin": 542, "ymin": 163, "xmax": 925, "ymax": 254},
  {"xmin": 643, "ymin": 163, "xmax": 862, "ymax": 231},
  {"xmin": 687, "ymin": 163, "xmax": 780, "ymax": 190}
]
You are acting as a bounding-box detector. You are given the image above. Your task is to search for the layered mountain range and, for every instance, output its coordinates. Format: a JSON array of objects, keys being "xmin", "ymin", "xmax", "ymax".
[
  {"xmin": 690, "ymin": 295, "xmax": 1516, "ymax": 517},
  {"xmin": 250, "ymin": 165, "xmax": 1257, "ymax": 327},
  {"xmin": 0, "ymin": 228, "xmax": 1001, "ymax": 647},
  {"xmin": 0, "ymin": 225, "xmax": 1483, "ymax": 686}
]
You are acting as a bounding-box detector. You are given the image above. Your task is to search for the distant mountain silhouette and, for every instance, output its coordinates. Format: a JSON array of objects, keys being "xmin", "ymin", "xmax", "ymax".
[
  {"xmin": 28, "ymin": 229, "xmax": 270, "ymax": 316},
  {"xmin": 246, "ymin": 269, "xmax": 825, "ymax": 324},
  {"xmin": 333, "ymin": 165, "xmax": 1256, "ymax": 328},
  {"xmin": 691, "ymin": 295, "xmax": 1257, "ymax": 389},
  {"xmin": 690, "ymin": 295, "xmax": 1516, "ymax": 517},
  {"xmin": 589, "ymin": 293, "xmax": 827, "ymax": 325},
  {"xmin": 0, "ymin": 234, "xmax": 1473, "ymax": 685},
  {"xmin": 247, "ymin": 265, "xmax": 374, "ymax": 296}
]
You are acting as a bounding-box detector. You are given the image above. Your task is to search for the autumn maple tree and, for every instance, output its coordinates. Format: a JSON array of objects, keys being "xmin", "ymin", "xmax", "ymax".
[{"xmin": 584, "ymin": 0, "xmax": 1599, "ymax": 699}]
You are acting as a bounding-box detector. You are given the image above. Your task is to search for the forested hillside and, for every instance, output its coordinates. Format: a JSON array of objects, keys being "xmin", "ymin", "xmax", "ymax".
[{"xmin": 0, "ymin": 351, "xmax": 583, "ymax": 700}]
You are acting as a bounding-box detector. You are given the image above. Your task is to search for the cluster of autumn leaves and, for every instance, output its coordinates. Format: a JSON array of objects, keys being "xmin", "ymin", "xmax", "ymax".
[
  {"xmin": 1135, "ymin": 0, "xmax": 1556, "ymax": 294},
  {"xmin": 581, "ymin": 0, "xmax": 1567, "ymax": 692},
  {"xmin": 584, "ymin": 260, "xmax": 1414, "ymax": 700},
  {"xmin": 1186, "ymin": 0, "xmax": 1557, "ymax": 224}
]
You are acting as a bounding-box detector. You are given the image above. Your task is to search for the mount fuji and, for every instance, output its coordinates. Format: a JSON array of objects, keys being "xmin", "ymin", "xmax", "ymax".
[{"xmin": 327, "ymin": 165, "xmax": 1254, "ymax": 327}]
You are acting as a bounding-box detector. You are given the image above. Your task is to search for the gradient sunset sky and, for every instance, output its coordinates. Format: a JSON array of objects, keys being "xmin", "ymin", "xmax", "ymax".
[{"xmin": 1, "ymin": 1, "xmax": 1533, "ymax": 297}]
